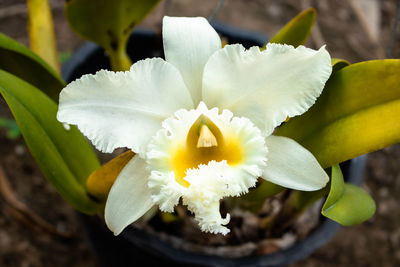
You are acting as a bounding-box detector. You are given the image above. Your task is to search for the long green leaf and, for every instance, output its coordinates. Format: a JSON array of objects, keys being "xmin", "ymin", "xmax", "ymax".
[
  {"xmin": 322, "ymin": 165, "xmax": 375, "ymax": 226},
  {"xmin": 332, "ymin": 58, "xmax": 350, "ymax": 73},
  {"xmin": 27, "ymin": 0, "xmax": 60, "ymax": 73},
  {"xmin": 275, "ymin": 60, "xmax": 400, "ymax": 168},
  {"xmin": 267, "ymin": 8, "xmax": 316, "ymax": 47},
  {"xmin": 0, "ymin": 70, "xmax": 100, "ymax": 214},
  {"xmin": 0, "ymin": 33, "xmax": 64, "ymax": 102},
  {"xmin": 65, "ymin": 0, "xmax": 160, "ymax": 71}
]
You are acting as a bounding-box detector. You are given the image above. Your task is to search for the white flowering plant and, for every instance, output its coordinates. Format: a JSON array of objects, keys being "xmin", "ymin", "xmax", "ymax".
[{"xmin": 0, "ymin": 1, "xmax": 398, "ymax": 243}]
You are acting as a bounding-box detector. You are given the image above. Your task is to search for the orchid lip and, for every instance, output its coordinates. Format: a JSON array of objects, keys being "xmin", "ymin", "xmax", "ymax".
[
  {"xmin": 168, "ymin": 112, "xmax": 245, "ymax": 187},
  {"xmin": 146, "ymin": 102, "xmax": 268, "ymax": 234}
]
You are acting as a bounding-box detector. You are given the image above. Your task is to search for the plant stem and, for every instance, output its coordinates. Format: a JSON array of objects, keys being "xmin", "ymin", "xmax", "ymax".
[{"xmin": 108, "ymin": 46, "xmax": 132, "ymax": 71}]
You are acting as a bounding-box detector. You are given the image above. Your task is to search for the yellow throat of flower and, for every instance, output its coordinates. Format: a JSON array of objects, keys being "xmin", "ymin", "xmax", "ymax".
[{"xmin": 170, "ymin": 114, "xmax": 243, "ymax": 187}]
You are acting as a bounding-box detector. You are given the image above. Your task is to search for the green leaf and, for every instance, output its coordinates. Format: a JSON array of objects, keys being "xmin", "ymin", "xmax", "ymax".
[
  {"xmin": 27, "ymin": 0, "xmax": 60, "ymax": 73},
  {"xmin": 275, "ymin": 60, "xmax": 400, "ymax": 168},
  {"xmin": 322, "ymin": 165, "xmax": 376, "ymax": 226},
  {"xmin": 65, "ymin": 0, "xmax": 161, "ymax": 71},
  {"xmin": 267, "ymin": 8, "xmax": 316, "ymax": 47},
  {"xmin": 86, "ymin": 150, "xmax": 135, "ymax": 202},
  {"xmin": 0, "ymin": 33, "xmax": 65, "ymax": 102},
  {"xmin": 332, "ymin": 58, "xmax": 350, "ymax": 74},
  {"xmin": 0, "ymin": 70, "xmax": 101, "ymax": 214}
]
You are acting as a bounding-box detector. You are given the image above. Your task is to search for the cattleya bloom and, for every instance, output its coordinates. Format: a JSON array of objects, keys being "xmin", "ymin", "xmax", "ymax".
[{"xmin": 57, "ymin": 16, "xmax": 332, "ymax": 235}]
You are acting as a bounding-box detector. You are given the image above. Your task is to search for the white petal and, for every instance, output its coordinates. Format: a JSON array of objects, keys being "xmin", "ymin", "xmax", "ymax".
[
  {"xmin": 57, "ymin": 58, "xmax": 193, "ymax": 156},
  {"xmin": 261, "ymin": 135, "xmax": 329, "ymax": 191},
  {"xmin": 202, "ymin": 43, "xmax": 332, "ymax": 136},
  {"xmin": 163, "ymin": 16, "xmax": 222, "ymax": 105},
  {"xmin": 105, "ymin": 156, "xmax": 154, "ymax": 235}
]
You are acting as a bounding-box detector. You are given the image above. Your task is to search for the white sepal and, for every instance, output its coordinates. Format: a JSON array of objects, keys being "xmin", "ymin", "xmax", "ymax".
[
  {"xmin": 105, "ymin": 156, "xmax": 154, "ymax": 235},
  {"xmin": 163, "ymin": 16, "xmax": 222, "ymax": 105},
  {"xmin": 261, "ymin": 135, "xmax": 329, "ymax": 191}
]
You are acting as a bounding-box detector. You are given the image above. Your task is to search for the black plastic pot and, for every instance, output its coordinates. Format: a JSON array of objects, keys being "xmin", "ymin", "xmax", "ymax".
[{"xmin": 63, "ymin": 22, "xmax": 367, "ymax": 267}]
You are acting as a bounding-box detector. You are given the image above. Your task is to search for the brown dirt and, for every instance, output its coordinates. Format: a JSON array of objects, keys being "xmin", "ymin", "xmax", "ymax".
[{"xmin": 0, "ymin": 0, "xmax": 400, "ymax": 266}]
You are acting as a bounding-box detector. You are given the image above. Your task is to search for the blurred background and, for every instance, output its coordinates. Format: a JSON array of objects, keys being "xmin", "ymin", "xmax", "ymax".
[{"xmin": 0, "ymin": 0, "xmax": 399, "ymax": 266}]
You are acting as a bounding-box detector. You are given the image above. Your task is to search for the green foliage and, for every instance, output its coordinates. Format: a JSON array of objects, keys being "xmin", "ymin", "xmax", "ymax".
[
  {"xmin": 0, "ymin": 33, "xmax": 65, "ymax": 102},
  {"xmin": 331, "ymin": 58, "xmax": 350, "ymax": 74},
  {"xmin": 0, "ymin": 70, "xmax": 101, "ymax": 214},
  {"xmin": 322, "ymin": 165, "xmax": 376, "ymax": 225},
  {"xmin": 275, "ymin": 60, "xmax": 400, "ymax": 168},
  {"xmin": 65, "ymin": 0, "xmax": 161, "ymax": 71},
  {"xmin": 0, "ymin": 117, "xmax": 20, "ymax": 139},
  {"xmin": 86, "ymin": 150, "xmax": 134, "ymax": 202},
  {"xmin": 267, "ymin": 8, "xmax": 316, "ymax": 47},
  {"xmin": 27, "ymin": 0, "xmax": 60, "ymax": 72},
  {"xmin": 287, "ymin": 185, "xmax": 329, "ymax": 213}
]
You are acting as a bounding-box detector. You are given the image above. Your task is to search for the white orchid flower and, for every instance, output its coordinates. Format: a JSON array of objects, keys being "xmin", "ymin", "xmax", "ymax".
[{"xmin": 57, "ymin": 16, "xmax": 332, "ymax": 235}]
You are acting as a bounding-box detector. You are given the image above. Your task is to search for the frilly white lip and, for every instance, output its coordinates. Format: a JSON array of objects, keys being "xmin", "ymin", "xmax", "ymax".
[
  {"xmin": 57, "ymin": 16, "xmax": 331, "ymax": 236},
  {"xmin": 146, "ymin": 102, "xmax": 267, "ymax": 234}
]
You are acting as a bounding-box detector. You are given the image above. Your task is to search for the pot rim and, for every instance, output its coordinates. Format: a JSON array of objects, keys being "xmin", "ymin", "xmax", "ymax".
[{"xmin": 121, "ymin": 156, "xmax": 366, "ymax": 267}]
